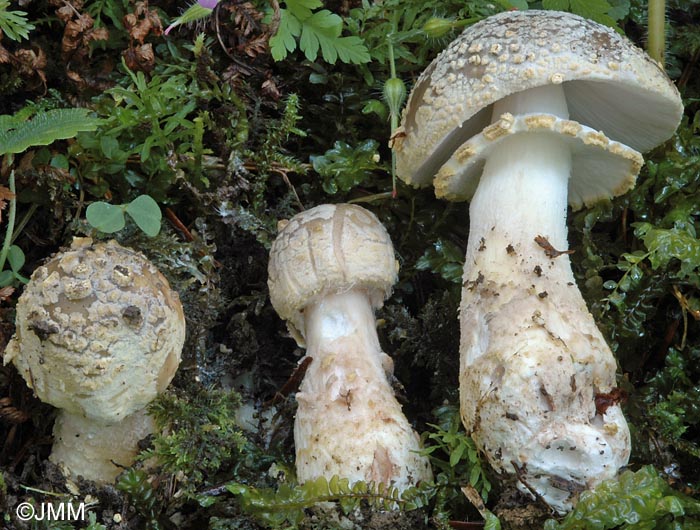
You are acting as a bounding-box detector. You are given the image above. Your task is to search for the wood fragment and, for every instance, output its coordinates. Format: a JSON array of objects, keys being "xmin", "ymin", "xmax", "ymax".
[
  {"xmin": 265, "ymin": 356, "xmax": 313, "ymax": 407},
  {"xmin": 534, "ymin": 235, "xmax": 575, "ymax": 259}
]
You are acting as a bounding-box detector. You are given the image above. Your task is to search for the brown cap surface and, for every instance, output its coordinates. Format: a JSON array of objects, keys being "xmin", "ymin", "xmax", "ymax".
[
  {"xmin": 267, "ymin": 204, "xmax": 398, "ymax": 344},
  {"xmin": 4, "ymin": 238, "xmax": 185, "ymax": 423}
]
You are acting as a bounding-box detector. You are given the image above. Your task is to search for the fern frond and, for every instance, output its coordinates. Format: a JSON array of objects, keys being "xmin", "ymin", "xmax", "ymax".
[
  {"xmin": 225, "ymin": 476, "xmax": 435, "ymax": 526},
  {"xmin": 0, "ymin": 0, "xmax": 34, "ymax": 41},
  {"xmin": 0, "ymin": 108, "xmax": 101, "ymax": 156}
]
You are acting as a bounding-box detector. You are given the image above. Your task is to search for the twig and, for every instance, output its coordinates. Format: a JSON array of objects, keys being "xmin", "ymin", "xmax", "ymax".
[
  {"xmin": 534, "ymin": 235, "xmax": 575, "ymax": 259},
  {"xmin": 164, "ymin": 207, "xmax": 194, "ymax": 242},
  {"xmin": 264, "ymin": 356, "xmax": 313, "ymax": 406}
]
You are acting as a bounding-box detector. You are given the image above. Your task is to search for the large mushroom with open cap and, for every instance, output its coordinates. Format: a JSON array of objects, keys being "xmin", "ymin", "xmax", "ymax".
[
  {"xmin": 393, "ymin": 10, "xmax": 683, "ymax": 512},
  {"xmin": 268, "ymin": 204, "xmax": 432, "ymax": 493}
]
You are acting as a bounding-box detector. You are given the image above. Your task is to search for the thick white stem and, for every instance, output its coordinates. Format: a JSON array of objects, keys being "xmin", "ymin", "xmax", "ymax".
[
  {"xmin": 465, "ymin": 84, "xmax": 573, "ymax": 283},
  {"xmin": 50, "ymin": 408, "xmax": 154, "ymax": 483},
  {"xmin": 459, "ymin": 85, "xmax": 630, "ymax": 512},
  {"xmin": 294, "ymin": 289, "xmax": 431, "ymax": 491}
]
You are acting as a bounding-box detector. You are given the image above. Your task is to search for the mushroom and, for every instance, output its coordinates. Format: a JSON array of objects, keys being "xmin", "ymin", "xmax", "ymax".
[
  {"xmin": 4, "ymin": 237, "xmax": 185, "ymax": 483},
  {"xmin": 267, "ymin": 204, "xmax": 432, "ymax": 492},
  {"xmin": 392, "ymin": 10, "xmax": 683, "ymax": 511}
]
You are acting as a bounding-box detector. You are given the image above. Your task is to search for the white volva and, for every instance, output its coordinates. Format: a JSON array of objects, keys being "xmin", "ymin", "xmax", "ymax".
[{"xmin": 268, "ymin": 204, "xmax": 432, "ymax": 493}]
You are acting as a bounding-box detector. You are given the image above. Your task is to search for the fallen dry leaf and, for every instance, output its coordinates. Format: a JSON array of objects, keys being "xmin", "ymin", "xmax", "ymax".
[
  {"xmin": 123, "ymin": 1, "xmax": 162, "ymax": 44},
  {"xmin": 0, "ymin": 186, "xmax": 15, "ymax": 224},
  {"xmin": 123, "ymin": 42, "xmax": 155, "ymax": 73}
]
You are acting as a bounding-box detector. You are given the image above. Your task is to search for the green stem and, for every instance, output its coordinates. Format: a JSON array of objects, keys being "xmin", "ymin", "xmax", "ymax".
[
  {"xmin": 0, "ymin": 170, "xmax": 17, "ymax": 272},
  {"xmin": 648, "ymin": 0, "xmax": 666, "ymax": 68},
  {"xmin": 11, "ymin": 203, "xmax": 37, "ymax": 245},
  {"xmin": 387, "ymin": 36, "xmax": 398, "ymax": 197}
]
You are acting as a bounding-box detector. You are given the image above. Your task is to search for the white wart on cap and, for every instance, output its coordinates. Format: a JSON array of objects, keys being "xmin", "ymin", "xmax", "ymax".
[{"xmin": 5, "ymin": 237, "xmax": 185, "ymax": 423}]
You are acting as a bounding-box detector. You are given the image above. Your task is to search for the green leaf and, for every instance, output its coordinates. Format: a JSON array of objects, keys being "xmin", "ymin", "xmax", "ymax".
[
  {"xmin": 269, "ymin": 9, "xmax": 302, "ymax": 61},
  {"xmin": 299, "ymin": 10, "xmax": 341, "ymax": 62},
  {"xmin": 544, "ymin": 466, "xmax": 700, "ymax": 529},
  {"xmin": 607, "ymin": 0, "xmax": 630, "ymax": 20},
  {"xmin": 570, "ymin": 0, "xmax": 617, "ymax": 26},
  {"xmin": 0, "ymin": 270, "xmax": 13, "ymax": 287},
  {"xmin": 416, "ymin": 239, "xmax": 465, "ymax": 284},
  {"xmin": 543, "ymin": 0, "xmax": 570, "ymax": 9},
  {"xmin": 361, "ymin": 99, "xmax": 388, "ymax": 121},
  {"xmin": 0, "ymin": 108, "xmax": 101, "ymax": 156},
  {"xmin": 86, "ymin": 202, "xmax": 126, "ymax": 233},
  {"xmin": 7, "ymin": 245, "xmax": 25, "ymax": 273},
  {"xmin": 483, "ymin": 512, "xmax": 502, "ymax": 530},
  {"xmin": 100, "ymin": 135, "xmax": 120, "ymax": 159},
  {"xmin": 495, "ymin": 0, "xmax": 528, "ymax": 9},
  {"xmin": 50, "ymin": 154, "xmax": 69, "ymax": 169},
  {"xmin": 311, "ymin": 139, "xmax": 381, "ymax": 194},
  {"xmin": 0, "ymin": 0, "xmax": 35, "ymax": 41},
  {"xmin": 269, "ymin": 1, "xmax": 369, "ymax": 64},
  {"xmin": 635, "ymin": 223, "xmax": 700, "ymax": 278},
  {"xmin": 125, "ymin": 195, "xmax": 162, "ymax": 237},
  {"xmin": 287, "ymin": 0, "xmax": 321, "ymax": 20},
  {"xmin": 449, "ymin": 441, "xmax": 466, "ymax": 468}
]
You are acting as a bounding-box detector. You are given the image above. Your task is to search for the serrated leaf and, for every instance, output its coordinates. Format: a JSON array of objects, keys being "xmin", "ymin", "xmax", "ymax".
[
  {"xmin": 270, "ymin": 3, "xmax": 369, "ymax": 64},
  {"xmin": 269, "ymin": 9, "xmax": 302, "ymax": 61},
  {"xmin": 0, "ymin": 108, "xmax": 101, "ymax": 156},
  {"xmin": 0, "ymin": 0, "xmax": 35, "ymax": 41},
  {"xmin": 299, "ymin": 10, "xmax": 341, "ymax": 62},
  {"xmin": 86, "ymin": 202, "xmax": 126, "ymax": 233},
  {"xmin": 126, "ymin": 195, "xmax": 162, "ymax": 237},
  {"xmin": 331, "ymin": 36, "xmax": 370, "ymax": 64}
]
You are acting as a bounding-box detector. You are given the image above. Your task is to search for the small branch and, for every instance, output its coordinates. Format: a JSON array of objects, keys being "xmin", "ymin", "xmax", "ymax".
[
  {"xmin": 164, "ymin": 207, "xmax": 194, "ymax": 242},
  {"xmin": 264, "ymin": 356, "xmax": 313, "ymax": 407},
  {"xmin": 511, "ymin": 460, "xmax": 552, "ymax": 510}
]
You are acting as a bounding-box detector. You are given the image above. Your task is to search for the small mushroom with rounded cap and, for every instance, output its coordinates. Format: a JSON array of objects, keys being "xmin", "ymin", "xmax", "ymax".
[
  {"xmin": 393, "ymin": 10, "xmax": 683, "ymax": 511},
  {"xmin": 268, "ymin": 204, "xmax": 432, "ymax": 492},
  {"xmin": 4, "ymin": 237, "xmax": 185, "ymax": 483}
]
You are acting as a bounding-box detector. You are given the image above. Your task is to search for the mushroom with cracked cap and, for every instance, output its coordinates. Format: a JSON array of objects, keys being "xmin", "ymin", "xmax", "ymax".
[
  {"xmin": 267, "ymin": 204, "xmax": 432, "ymax": 492},
  {"xmin": 392, "ymin": 10, "xmax": 683, "ymax": 512},
  {"xmin": 4, "ymin": 237, "xmax": 185, "ymax": 483}
]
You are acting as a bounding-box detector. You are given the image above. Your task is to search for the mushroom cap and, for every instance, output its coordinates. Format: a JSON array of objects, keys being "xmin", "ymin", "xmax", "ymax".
[
  {"xmin": 268, "ymin": 204, "xmax": 398, "ymax": 344},
  {"xmin": 4, "ymin": 238, "xmax": 185, "ymax": 424},
  {"xmin": 395, "ymin": 10, "xmax": 683, "ymax": 197}
]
